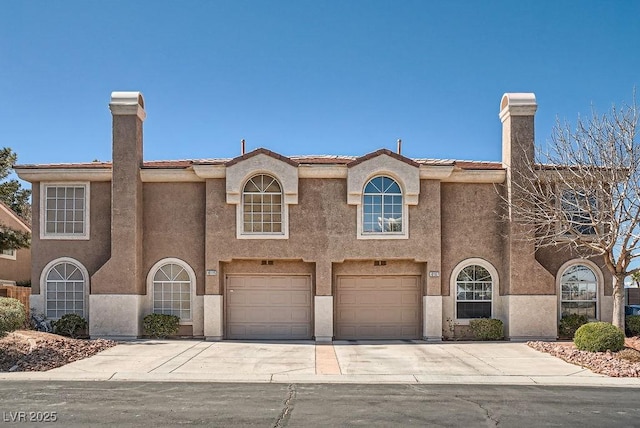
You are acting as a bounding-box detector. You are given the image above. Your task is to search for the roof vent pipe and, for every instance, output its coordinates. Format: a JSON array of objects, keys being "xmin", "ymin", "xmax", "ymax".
[
  {"xmin": 241, "ymin": 139, "xmax": 246, "ymax": 155},
  {"xmin": 396, "ymin": 139, "xmax": 402, "ymax": 155}
]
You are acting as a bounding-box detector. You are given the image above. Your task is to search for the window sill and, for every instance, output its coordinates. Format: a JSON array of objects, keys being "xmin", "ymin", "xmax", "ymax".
[
  {"xmin": 357, "ymin": 233, "xmax": 408, "ymax": 240},
  {"xmin": 40, "ymin": 234, "xmax": 90, "ymax": 241}
]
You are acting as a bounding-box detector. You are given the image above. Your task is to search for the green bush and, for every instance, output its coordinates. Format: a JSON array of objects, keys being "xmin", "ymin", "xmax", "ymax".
[
  {"xmin": 53, "ymin": 313, "xmax": 88, "ymax": 338},
  {"xmin": 0, "ymin": 297, "xmax": 27, "ymax": 334},
  {"xmin": 143, "ymin": 313, "xmax": 180, "ymax": 339},
  {"xmin": 626, "ymin": 315, "xmax": 640, "ymax": 337},
  {"xmin": 573, "ymin": 322, "xmax": 625, "ymax": 352},
  {"xmin": 559, "ymin": 314, "xmax": 589, "ymax": 338},
  {"xmin": 469, "ymin": 318, "xmax": 504, "ymax": 340}
]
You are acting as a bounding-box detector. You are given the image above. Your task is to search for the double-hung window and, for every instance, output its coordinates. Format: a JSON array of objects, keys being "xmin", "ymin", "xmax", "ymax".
[
  {"xmin": 41, "ymin": 183, "xmax": 90, "ymax": 240},
  {"xmin": 560, "ymin": 189, "xmax": 597, "ymax": 236}
]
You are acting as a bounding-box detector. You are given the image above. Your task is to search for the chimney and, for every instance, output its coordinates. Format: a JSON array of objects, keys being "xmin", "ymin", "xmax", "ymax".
[
  {"xmin": 396, "ymin": 139, "xmax": 402, "ymax": 155},
  {"xmin": 93, "ymin": 92, "xmax": 146, "ymax": 294},
  {"xmin": 500, "ymin": 93, "xmax": 537, "ymax": 171}
]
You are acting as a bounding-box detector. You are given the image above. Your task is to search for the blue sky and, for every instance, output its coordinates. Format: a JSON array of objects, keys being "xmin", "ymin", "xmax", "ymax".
[{"xmin": 2, "ymin": 1, "xmax": 639, "ymax": 169}]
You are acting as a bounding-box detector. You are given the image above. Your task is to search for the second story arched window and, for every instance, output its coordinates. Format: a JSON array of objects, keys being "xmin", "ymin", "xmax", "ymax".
[
  {"xmin": 363, "ymin": 176, "xmax": 403, "ymax": 233},
  {"xmin": 242, "ymin": 174, "xmax": 283, "ymax": 234}
]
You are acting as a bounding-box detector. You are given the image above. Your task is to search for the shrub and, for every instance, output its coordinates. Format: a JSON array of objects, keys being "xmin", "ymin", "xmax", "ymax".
[
  {"xmin": 617, "ymin": 348, "xmax": 640, "ymax": 363},
  {"xmin": 53, "ymin": 313, "xmax": 88, "ymax": 338},
  {"xmin": 0, "ymin": 297, "xmax": 27, "ymax": 334},
  {"xmin": 573, "ymin": 322, "xmax": 625, "ymax": 352},
  {"xmin": 625, "ymin": 315, "xmax": 640, "ymax": 337},
  {"xmin": 558, "ymin": 314, "xmax": 588, "ymax": 338},
  {"xmin": 143, "ymin": 313, "xmax": 180, "ymax": 339},
  {"xmin": 469, "ymin": 318, "xmax": 504, "ymax": 341}
]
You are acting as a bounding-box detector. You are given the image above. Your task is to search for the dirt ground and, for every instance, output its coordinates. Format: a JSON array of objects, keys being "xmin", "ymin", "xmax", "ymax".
[
  {"xmin": 527, "ymin": 337, "xmax": 640, "ymax": 377},
  {"xmin": 0, "ymin": 330, "xmax": 116, "ymax": 372}
]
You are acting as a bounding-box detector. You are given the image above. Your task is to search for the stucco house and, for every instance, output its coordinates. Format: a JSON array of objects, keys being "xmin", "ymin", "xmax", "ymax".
[
  {"xmin": 0, "ymin": 201, "xmax": 31, "ymax": 285},
  {"xmin": 14, "ymin": 91, "xmax": 612, "ymax": 341}
]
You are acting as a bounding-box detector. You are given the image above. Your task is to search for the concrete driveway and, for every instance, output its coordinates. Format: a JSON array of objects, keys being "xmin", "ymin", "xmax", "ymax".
[{"xmin": 4, "ymin": 340, "xmax": 640, "ymax": 387}]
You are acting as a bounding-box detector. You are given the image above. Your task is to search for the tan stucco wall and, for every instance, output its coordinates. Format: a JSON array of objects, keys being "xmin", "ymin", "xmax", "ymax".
[
  {"xmin": 142, "ymin": 182, "xmax": 206, "ymax": 295},
  {"xmin": 30, "ymin": 181, "xmax": 111, "ymax": 294},
  {"xmin": 204, "ymin": 178, "xmax": 443, "ymax": 297},
  {"xmin": 0, "ymin": 203, "xmax": 31, "ymax": 283},
  {"xmin": 441, "ymin": 182, "xmax": 506, "ymax": 296}
]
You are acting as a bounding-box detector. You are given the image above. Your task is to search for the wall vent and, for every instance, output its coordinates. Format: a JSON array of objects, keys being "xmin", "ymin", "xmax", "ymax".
[
  {"xmin": 261, "ymin": 260, "xmax": 274, "ymax": 265},
  {"xmin": 374, "ymin": 260, "xmax": 387, "ymax": 266}
]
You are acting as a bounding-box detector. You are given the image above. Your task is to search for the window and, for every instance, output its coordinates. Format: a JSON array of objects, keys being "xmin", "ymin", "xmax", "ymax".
[
  {"xmin": 41, "ymin": 183, "xmax": 89, "ymax": 239},
  {"xmin": 150, "ymin": 259, "xmax": 194, "ymax": 321},
  {"xmin": 363, "ymin": 176, "xmax": 403, "ymax": 234},
  {"xmin": 43, "ymin": 259, "xmax": 88, "ymax": 319},
  {"xmin": 0, "ymin": 249, "xmax": 16, "ymax": 260},
  {"xmin": 452, "ymin": 259, "xmax": 497, "ymax": 320},
  {"xmin": 242, "ymin": 174, "xmax": 283, "ymax": 234},
  {"xmin": 560, "ymin": 263, "xmax": 598, "ymax": 320},
  {"xmin": 560, "ymin": 189, "xmax": 597, "ymax": 235}
]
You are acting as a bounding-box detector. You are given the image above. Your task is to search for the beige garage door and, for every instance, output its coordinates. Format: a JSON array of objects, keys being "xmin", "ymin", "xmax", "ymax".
[
  {"xmin": 226, "ymin": 275, "xmax": 312, "ymax": 340},
  {"xmin": 335, "ymin": 276, "xmax": 421, "ymax": 340}
]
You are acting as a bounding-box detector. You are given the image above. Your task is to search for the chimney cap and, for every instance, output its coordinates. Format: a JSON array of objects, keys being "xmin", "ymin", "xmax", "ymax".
[
  {"xmin": 109, "ymin": 91, "xmax": 146, "ymax": 120},
  {"xmin": 110, "ymin": 91, "xmax": 145, "ymax": 109},
  {"xmin": 499, "ymin": 93, "xmax": 537, "ymax": 121}
]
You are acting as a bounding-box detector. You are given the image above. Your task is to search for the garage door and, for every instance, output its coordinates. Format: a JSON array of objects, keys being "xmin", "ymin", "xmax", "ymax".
[
  {"xmin": 226, "ymin": 275, "xmax": 312, "ymax": 340},
  {"xmin": 335, "ymin": 276, "xmax": 421, "ymax": 340}
]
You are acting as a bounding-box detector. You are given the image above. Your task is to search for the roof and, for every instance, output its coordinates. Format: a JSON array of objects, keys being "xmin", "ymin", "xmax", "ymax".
[
  {"xmin": 15, "ymin": 156, "xmax": 503, "ymax": 171},
  {"xmin": 0, "ymin": 201, "xmax": 31, "ymax": 233}
]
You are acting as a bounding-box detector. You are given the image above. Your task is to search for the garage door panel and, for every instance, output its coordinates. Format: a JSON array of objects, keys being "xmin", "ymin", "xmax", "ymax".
[
  {"xmin": 336, "ymin": 275, "xmax": 421, "ymax": 340},
  {"xmin": 226, "ymin": 275, "xmax": 312, "ymax": 340}
]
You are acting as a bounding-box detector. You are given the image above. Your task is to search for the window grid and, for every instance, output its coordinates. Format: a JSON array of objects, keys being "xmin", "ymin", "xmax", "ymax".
[
  {"xmin": 363, "ymin": 176, "xmax": 403, "ymax": 233},
  {"xmin": 242, "ymin": 174, "xmax": 283, "ymax": 234},
  {"xmin": 560, "ymin": 264, "xmax": 597, "ymax": 320},
  {"xmin": 561, "ymin": 190, "xmax": 597, "ymax": 235},
  {"xmin": 45, "ymin": 262, "xmax": 85, "ymax": 319},
  {"xmin": 153, "ymin": 263, "xmax": 192, "ymax": 320},
  {"xmin": 456, "ymin": 265, "xmax": 493, "ymax": 319},
  {"xmin": 44, "ymin": 185, "xmax": 86, "ymax": 235},
  {"xmin": 1, "ymin": 249, "xmax": 16, "ymax": 256}
]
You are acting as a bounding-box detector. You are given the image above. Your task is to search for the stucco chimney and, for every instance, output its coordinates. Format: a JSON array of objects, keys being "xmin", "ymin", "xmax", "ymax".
[
  {"xmin": 89, "ymin": 92, "xmax": 146, "ymax": 338},
  {"xmin": 499, "ymin": 92, "xmax": 554, "ymax": 314},
  {"xmin": 500, "ymin": 93, "xmax": 537, "ymax": 172},
  {"xmin": 92, "ymin": 92, "xmax": 146, "ymax": 295}
]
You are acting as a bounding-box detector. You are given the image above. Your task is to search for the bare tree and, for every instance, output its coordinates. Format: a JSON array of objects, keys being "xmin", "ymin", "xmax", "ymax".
[{"xmin": 505, "ymin": 94, "xmax": 639, "ymax": 330}]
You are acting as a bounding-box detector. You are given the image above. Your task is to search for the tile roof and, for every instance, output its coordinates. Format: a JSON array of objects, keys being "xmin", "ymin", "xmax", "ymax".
[{"xmin": 16, "ymin": 156, "xmax": 504, "ymax": 170}]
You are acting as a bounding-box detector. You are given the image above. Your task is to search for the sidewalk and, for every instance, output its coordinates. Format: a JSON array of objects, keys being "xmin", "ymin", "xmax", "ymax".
[{"xmin": 3, "ymin": 340, "xmax": 640, "ymax": 387}]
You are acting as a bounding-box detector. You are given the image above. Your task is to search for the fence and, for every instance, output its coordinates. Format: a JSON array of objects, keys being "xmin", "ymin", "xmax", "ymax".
[{"xmin": 0, "ymin": 283, "xmax": 31, "ymax": 318}]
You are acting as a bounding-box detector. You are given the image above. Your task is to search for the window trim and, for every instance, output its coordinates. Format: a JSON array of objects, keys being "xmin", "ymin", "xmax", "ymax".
[
  {"xmin": 357, "ymin": 173, "xmax": 409, "ymax": 240},
  {"xmin": 0, "ymin": 248, "xmax": 17, "ymax": 260},
  {"xmin": 450, "ymin": 258, "xmax": 498, "ymax": 323},
  {"xmin": 147, "ymin": 258, "xmax": 196, "ymax": 324},
  {"xmin": 557, "ymin": 187, "xmax": 599, "ymax": 238},
  {"xmin": 40, "ymin": 257, "xmax": 89, "ymax": 320},
  {"xmin": 236, "ymin": 173, "xmax": 289, "ymax": 240},
  {"xmin": 556, "ymin": 259, "xmax": 603, "ymax": 322},
  {"xmin": 40, "ymin": 182, "xmax": 90, "ymax": 240}
]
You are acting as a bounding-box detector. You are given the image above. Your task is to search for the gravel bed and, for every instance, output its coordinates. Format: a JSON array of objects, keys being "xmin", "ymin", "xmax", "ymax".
[
  {"xmin": 0, "ymin": 330, "xmax": 116, "ymax": 372},
  {"xmin": 527, "ymin": 337, "xmax": 640, "ymax": 377}
]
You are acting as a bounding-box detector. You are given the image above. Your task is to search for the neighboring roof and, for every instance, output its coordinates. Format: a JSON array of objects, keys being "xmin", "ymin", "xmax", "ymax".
[{"xmin": 0, "ymin": 201, "xmax": 30, "ymax": 233}]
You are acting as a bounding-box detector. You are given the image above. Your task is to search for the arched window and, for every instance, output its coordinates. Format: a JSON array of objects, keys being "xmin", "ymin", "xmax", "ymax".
[
  {"xmin": 149, "ymin": 259, "xmax": 195, "ymax": 321},
  {"xmin": 242, "ymin": 174, "xmax": 283, "ymax": 234},
  {"xmin": 560, "ymin": 263, "xmax": 598, "ymax": 320},
  {"xmin": 453, "ymin": 259, "xmax": 497, "ymax": 319},
  {"xmin": 363, "ymin": 176, "xmax": 403, "ymax": 233},
  {"xmin": 42, "ymin": 258, "xmax": 88, "ymax": 319}
]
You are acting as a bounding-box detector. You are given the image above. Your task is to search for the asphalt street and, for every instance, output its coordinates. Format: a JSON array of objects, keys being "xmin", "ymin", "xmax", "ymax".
[{"xmin": 1, "ymin": 382, "xmax": 638, "ymax": 427}]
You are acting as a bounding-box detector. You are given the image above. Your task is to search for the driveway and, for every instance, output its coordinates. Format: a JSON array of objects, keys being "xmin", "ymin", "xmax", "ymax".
[{"xmin": 3, "ymin": 340, "xmax": 640, "ymax": 387}]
